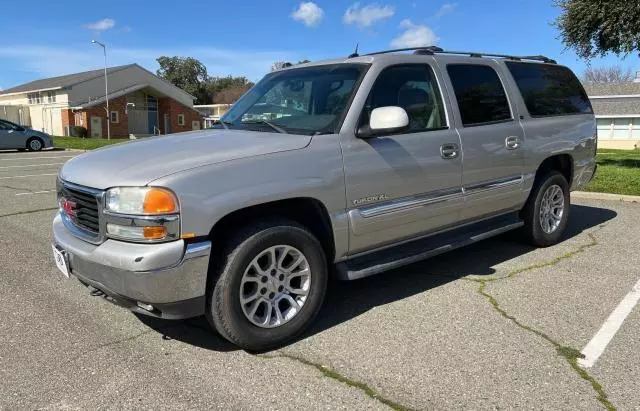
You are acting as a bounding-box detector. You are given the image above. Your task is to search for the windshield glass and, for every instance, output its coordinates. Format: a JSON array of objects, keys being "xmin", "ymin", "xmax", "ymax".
[{"xmin": 217, "ymin": 64, "xmax": 368, "ymax": 135}]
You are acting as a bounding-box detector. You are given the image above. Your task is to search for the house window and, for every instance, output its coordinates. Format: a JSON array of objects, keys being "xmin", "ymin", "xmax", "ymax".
[
  {"xmin": 177, "ymin": 114, "xmax": 185, "ymax": 126},
  {"xmin": 46, "ymin": 91, "xmax": 56, "ymax": 103},
  {"xmin": 27, "ymin": 92, "xmax": 42, "ymax": 105},
  {"xmin": 110, "ymin": 111, "xmax": 119, "ymax": 124}
]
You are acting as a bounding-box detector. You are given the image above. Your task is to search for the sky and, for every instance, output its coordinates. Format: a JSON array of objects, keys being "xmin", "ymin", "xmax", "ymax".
[{"xmin": 1, "ymin": 0, "xmax": 639, "ymax": 89}]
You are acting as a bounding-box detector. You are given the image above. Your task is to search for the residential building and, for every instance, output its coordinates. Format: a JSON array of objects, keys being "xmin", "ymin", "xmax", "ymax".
[
  {"xmin": 584, "ymin": 78, "xmax": 640, "ymax": 149},
  {"xmin": 195, "ymin": 104, "xmax": 232, "ymax": 128},
  {"xmin": 0, "ymin": 64, "xmax": 203, "ymax": 138}
]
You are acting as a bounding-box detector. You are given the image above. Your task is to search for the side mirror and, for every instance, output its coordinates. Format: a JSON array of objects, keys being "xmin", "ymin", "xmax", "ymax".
[{"xmin": 357, "ymin": 106, "xmax": 409, "ymax": 138}]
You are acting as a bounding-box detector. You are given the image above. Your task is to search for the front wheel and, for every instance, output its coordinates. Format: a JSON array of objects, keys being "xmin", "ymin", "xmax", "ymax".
[
  {"xmin": 520, "ymin": 171, "xmax": 570, "ymax": 247},
  {"xmin": 207, "ymin": 220, "xmax": 328, "ymax": 351},
  {"xmin": 26, "ymin": 137, "xmax": 44, "ymax": 151}
]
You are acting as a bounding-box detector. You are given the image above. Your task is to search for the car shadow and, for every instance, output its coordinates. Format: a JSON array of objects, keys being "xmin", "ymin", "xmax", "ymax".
[{"xmin": 135, "ymin": 204, "xmax": 617, "ymax": 352}]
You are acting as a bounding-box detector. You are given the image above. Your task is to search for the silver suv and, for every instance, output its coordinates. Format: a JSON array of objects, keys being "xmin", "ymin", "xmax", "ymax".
[{"xmin": 52, "ymin": 47, "xmax": 597, "ymax": 351}]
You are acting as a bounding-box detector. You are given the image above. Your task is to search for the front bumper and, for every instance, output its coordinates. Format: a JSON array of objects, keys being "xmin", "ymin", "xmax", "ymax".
[{"xmin": 52, "ymin": 213, "xmax": 211, "ymax": 319}]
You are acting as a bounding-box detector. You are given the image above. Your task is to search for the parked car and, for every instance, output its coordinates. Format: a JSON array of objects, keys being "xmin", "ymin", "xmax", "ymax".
[
  {"xmin": 0, "ymin": 119, "xmax": 53, "ymax": 151},
  {"xmin": 52, "ymin": 47, "xmax": 597, "ymax": 351}
]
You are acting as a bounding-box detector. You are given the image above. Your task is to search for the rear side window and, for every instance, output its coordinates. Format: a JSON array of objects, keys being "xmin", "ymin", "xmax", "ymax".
[
  {"xmin": 505, "ymin": 62, "xmax": 593, "ymax": 117},
  {"xmin": 447, "ymin": 64, "xmax": 512, "ymax": 126}
]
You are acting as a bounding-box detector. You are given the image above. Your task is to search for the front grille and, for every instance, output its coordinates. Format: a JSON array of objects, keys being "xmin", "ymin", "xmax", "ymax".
[{"xmin": 60, "ymin": 182, "xmax": 102, "ymax": 235}]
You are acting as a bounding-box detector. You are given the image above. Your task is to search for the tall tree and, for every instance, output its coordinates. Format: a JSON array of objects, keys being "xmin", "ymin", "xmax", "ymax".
[
  {"xmin": 208, "ymin": 76, "xmax": 254, "ymax": 104},
  {"xmin": 583, "ymin": 66, "xmax": 635, "ymax": 84},
  {"xmin": 156, "ymin": 56, "xmax": 211, "ymax": 104},
  {"xmin": 555, "ymin": 0, "xmax": 640, "ymax": 59}
]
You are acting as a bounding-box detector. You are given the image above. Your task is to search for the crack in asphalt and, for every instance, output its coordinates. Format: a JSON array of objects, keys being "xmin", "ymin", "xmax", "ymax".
[
  {"xmin": 463, "ymin": 229, "xmax": 615, "ymax": 411},
  {"xmin": 0, "ymin": 207, "xmax": 58, "ymax": 218},
  {"xmin": 0, "ymin": 184, "xmax": 34, "ymax": 193},
  {"xmin": 259, "ymin": 352, "xmax": 414, "ymax": 411}
]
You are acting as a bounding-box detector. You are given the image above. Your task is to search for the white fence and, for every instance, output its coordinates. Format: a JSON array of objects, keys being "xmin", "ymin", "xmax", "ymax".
[{"xmin": 0, "ymin": 105, "xmax": 31, "ymax": 126}]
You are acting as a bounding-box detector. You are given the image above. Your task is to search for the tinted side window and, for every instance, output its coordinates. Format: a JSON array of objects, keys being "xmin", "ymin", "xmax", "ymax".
[
  {"xmin": 505, "ymin": 62, "xmax": 592, "ymax": 117},
  {"xmin": 361, "ymin": 65, "xmax": 447, "ymax": 132},
  {"xmin": 447, "ymin": 64, "xmax": 512, "ymax": 126}
]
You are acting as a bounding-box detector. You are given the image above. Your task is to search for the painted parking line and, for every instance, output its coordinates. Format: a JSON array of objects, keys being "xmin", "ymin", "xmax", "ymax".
[
  {"xmin": 0, "ymin": 162, "xmax": 65, "ymax": 169},
  {"xmin": 0, "ymin": 155, "xmax": 76, "ymax": 161},
  {"xmin": 15, "ymin": 190, "xmax": 56, "ymax": 196},
  {"xmin": 578, "ymin": 278, "xmax": 640, "ymax": 368},
  {"xmin": 0, "ymin": 173, "xmax": 58, "ymax": 179}
]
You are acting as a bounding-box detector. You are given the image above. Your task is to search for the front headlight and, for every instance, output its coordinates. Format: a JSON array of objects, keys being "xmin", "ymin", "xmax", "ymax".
[
  {"xmin": 105, "ymin": 187, "xmax": 178, "ymax": 215},
  {"xmin": 104, "ymin": 187, "xmax": 180, "ymax": 243}
]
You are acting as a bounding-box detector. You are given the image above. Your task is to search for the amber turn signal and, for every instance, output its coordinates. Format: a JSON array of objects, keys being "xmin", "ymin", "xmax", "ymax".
[
  {"xmin": 143, "ymin": 226, "xmax": 168, "ymax": 240},
  {"xmin": 143, "ymin": 188, "xmax": 178, "ymax": 214}
]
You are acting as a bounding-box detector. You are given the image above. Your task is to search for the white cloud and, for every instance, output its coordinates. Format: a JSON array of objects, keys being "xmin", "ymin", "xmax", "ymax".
[
  {"xmin": 291, "ymin": 2, "xmax": 324, "ymax": 27},
  {"xmin": 390, "ymin": 20, "xmax": 439, "ymax": 48},
  {"xmin": 434, "ymin": 3, "xmax": 457, "ymax": 19},
  {"xmin": 83, "ymin": 18, "xmax": 116, "ymax": 31},
  {"xmin": 343, "ymin": 3, "xmax": 395, "ymax": 29}
]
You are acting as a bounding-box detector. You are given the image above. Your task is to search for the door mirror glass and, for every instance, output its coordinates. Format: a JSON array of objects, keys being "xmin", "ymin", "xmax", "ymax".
[{"xmin": 358, "ymin": 106, "xmax": 409, "ymax": 138}]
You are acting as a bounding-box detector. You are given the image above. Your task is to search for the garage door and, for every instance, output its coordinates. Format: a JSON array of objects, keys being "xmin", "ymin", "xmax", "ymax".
[{"xmin": 596, "ymin": 117, "xmax": 640, "ymax": 140}]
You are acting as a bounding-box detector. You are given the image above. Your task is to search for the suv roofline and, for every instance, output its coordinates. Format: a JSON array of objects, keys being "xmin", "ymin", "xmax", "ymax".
[{"xmin": 272, "ymin": 47, "xmax": 557, "ymax": 72}]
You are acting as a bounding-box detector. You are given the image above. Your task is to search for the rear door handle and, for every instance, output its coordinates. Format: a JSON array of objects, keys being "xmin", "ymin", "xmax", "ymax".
[
  {"xmin": 440, "ymin": 143, "xmax": 460, "ymax": 159},
  {"xmin": 505, "ymin": 136, "xmax": 520, "ymax": 150}
]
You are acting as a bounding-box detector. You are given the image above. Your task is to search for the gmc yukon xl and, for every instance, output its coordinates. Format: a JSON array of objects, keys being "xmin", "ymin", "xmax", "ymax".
[{"xmin": 52, "ymin": 47, "xmax": 597, "ymax": 351}]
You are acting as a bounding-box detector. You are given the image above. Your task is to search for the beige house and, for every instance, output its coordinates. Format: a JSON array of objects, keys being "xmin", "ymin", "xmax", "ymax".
[
  {"xmin": 195, "ymin": 104, "xmax": 232, "ymax": 128},
  {"xmin": 584, "ymin": 79, "xmax": 640, "ymax": 149},
  {"xmin": 0, "ymin": 64, "xmax": 202, "ymax": 138}
]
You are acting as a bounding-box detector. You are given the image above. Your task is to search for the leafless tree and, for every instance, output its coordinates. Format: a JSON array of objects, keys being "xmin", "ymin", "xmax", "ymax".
[{"xmin": 582, "ymin": 66, "xmax": 635, "ymax": 84}]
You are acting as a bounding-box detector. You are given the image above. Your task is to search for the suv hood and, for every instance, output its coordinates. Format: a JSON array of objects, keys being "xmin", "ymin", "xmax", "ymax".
[{"xmin": 60, "ymin": 129, "xmax": 312, "ymax": 189}]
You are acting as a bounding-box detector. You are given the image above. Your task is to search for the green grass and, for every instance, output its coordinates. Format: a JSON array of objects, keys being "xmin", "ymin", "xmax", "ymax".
[
  {"xmin": 53, "ymin": 136, "xmax": 130, "ymax": 150},
  {"xmin": 583, "ymin": 149, "xmax": 640, "ymax": 196}
]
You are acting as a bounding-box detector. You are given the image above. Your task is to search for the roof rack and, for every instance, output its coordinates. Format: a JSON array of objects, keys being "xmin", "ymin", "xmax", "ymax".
[{"xmin": 360, "ymin": 47, "xmax": 557, "ymax": 64}]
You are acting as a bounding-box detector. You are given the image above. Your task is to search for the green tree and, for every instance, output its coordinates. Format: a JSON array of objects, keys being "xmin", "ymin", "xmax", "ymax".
[
  {"xmin": 156, "ymin": 56, "xmax": 211, "ymax": 104},
  {"xmin": 555, "ymin": 0, "xmax": 640, "ymax": 59}
]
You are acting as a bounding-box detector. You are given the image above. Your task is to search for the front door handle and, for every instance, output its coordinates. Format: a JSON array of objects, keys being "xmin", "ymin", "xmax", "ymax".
[
  {"xmin": 505, "ymin": 136, "xmax": 520, "ymax": 150},
  {"xmin": 440, "ymin": 143, "xmax": 460, "ymax": 159}
]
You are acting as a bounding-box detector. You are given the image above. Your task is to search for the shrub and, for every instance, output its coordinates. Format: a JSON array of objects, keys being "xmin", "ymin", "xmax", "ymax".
[{"xmin": 69, "ymin": 126, "xmax": 87, "ymax": 138}]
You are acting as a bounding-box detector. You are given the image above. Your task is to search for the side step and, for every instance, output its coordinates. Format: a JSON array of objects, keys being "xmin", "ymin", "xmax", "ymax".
[{"xmin": 336, "ymin": 213, "xmax": 524, "ymax": 280}]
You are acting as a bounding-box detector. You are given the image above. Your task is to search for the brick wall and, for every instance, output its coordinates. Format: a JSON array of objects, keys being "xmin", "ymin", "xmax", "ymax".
[
  {"xmin": 158, "ymin": 97, "xmax": 202, "ymax": 134},
  {"xmin": 83, "ymin": 96, "xmax": 129, "ymax": 138}
]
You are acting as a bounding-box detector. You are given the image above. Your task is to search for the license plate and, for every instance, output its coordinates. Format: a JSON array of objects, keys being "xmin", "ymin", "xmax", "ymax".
[{"xmin": 52, "ymin": 245, "xmax": 70, "ymax": 278}]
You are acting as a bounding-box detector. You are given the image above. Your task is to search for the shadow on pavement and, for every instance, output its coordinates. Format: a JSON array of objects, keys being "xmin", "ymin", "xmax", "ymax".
[{"xmin": 136, "ymin": 204, "xmax": 617, "ymax": 351}]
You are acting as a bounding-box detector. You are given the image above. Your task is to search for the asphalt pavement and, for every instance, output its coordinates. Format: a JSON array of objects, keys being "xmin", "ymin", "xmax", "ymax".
[{"xmin": 0, "ymin": 148, "xmax": 638, "ymax": 410}]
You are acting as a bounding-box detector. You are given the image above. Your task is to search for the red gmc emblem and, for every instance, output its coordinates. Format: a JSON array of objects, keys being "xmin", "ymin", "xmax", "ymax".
[{"xmin": 61, "ymin": 198, "xmax": 77, "ymax": 217}]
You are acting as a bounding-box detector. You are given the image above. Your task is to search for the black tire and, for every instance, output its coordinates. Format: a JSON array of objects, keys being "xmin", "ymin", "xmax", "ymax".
[
  {"xmin": 206, "ymin": 219, "xmax": 328, "ymax": 352},
  {"xmin": 26, "ymin": 137, "xmax": 44, "ymax": 151},
  {"xmin": 520, "ymin": 171, "xmax": 570, "ymax": 247}
]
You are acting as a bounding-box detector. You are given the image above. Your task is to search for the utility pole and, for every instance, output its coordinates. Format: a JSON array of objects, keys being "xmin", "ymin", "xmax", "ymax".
[{"xmin": 91, "ymin": 40, "xmax": 110, "ymax": 139}]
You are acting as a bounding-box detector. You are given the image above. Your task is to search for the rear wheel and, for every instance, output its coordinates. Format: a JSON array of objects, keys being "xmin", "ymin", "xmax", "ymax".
[
  {"xmin": 26, "ymin": 137, "xmax": 43, "ymax": 151},
  {"xmin": 520, "ymin": 171, "xmax": 570, "ymax": 247},
  {"xmin": 207, "ymin": 219, "xmax": 328, "ymax": 351}
]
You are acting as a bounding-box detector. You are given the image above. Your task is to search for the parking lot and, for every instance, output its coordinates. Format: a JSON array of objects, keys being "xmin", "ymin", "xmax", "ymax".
[{"xmin": 0, "ymin": 148, "xmax": 638, "ymax": 410}]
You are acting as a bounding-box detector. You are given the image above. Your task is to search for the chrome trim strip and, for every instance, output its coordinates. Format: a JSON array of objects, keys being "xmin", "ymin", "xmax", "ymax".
[
  {"xmin": 358, "ymin": 187, "xmax": 463, "ymax": 219},
  {"xmin": 463, "ymin": 175, "xmax": 523, "ymax": 195},
  {"xmin": 184, "ymin": 241, "xmax": 212, "ymax": 260}
]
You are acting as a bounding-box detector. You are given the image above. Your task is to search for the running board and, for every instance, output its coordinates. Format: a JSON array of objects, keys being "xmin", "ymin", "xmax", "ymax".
[{"xmin": 336, "ymin": 213, "xmax": 524, "ymax": 281}]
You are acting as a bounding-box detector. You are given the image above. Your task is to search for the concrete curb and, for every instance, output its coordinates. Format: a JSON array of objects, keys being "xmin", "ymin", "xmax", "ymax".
[{"xmin": 572, "ymin": 191, "xmax": 640, "ymax": 203}]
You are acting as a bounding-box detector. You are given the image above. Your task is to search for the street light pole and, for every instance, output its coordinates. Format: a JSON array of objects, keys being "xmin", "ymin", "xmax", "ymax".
[{"xmin": 91, "ymin": 40, "xmax": 110, "ymax": 140}]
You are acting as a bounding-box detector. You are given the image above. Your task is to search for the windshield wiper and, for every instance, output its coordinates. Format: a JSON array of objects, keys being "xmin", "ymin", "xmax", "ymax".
[
  {"xmin": 242, "ymin": 120, "xmax": 289, "ymax": 134},
  {"xmin": 216, "ymin": 119, "xmax": 232, "ymax": 130}
]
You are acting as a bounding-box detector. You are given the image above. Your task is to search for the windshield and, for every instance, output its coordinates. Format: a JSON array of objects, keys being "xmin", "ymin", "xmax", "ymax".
[{"xmin": 216, "ymin": 64, "xmax": 368, "ymax": 135}]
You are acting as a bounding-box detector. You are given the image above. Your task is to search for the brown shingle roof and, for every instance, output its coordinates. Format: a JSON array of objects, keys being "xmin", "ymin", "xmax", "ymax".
[{"xmin": 0, "ymin": 64, "xmax": 135, "ymax": 95}]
